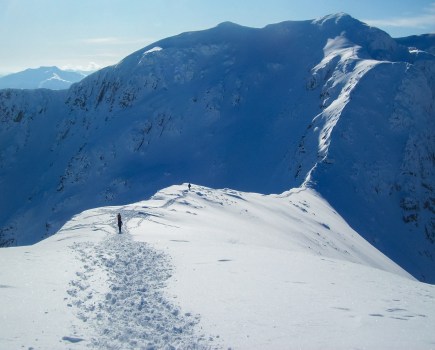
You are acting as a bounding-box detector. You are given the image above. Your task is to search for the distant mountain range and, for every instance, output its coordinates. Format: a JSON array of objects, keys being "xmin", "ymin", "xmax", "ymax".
[
  {"xmin": 0, "ymin": 66, "xmax": 90, "ymax": 90},
  {"xmin": 0, "ymin": 13, "xmax": 434, "ymax": 282}
]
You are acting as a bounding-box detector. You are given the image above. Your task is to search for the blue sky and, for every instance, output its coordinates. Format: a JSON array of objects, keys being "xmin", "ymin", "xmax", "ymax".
[{"xmin": 1, "ymin": 0, "xmax": 434, "ymax": 74}]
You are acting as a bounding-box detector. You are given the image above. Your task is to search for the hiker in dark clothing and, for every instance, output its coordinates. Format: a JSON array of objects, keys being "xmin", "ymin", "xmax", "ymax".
[{"xmin": 117, "ymin": 213, "xmax": 122, "ymax": 233}]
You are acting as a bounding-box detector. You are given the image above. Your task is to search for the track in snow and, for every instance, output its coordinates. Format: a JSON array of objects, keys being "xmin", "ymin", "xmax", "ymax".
[{"xmin": 67, "ymin": 216, "xmax": 215, "ymax": 349}]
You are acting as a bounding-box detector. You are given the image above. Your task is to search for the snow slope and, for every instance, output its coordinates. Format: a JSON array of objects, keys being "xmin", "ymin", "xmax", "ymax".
[
  {"xmin": 1, "ymin": 184, "xmax": 434, "ymax": 350},
  {"xmin": 0, "ymin": 14, "xmax": 434, "ymax": 282}
]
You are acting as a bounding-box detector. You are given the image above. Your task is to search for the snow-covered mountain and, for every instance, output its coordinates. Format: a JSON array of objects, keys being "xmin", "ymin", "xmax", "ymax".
[
  {"xmin": 395, "ymin": 33, "xmax": 435, "ymax": 55},
  {"xmin": 0, "ymin": 13, "xmax": 434, "ymax": 282},
  {"xmin": 0, "ymin": 66, "xmax": 88, "ymax": 90},
  {"xmin": 1, "ymin": 184, "xmax": 434, "ymax": 349}
]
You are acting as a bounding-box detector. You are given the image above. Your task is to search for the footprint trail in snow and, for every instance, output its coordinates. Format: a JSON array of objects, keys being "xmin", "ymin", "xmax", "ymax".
[{"xmin": 68, "ymin": 221, "xmax": 212, "ymax": 349}]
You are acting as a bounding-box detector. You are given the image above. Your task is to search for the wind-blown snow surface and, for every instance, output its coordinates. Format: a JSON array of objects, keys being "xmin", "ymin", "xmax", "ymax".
[
  {"xmin": 0, "ymin": 14, "xmax": 434, "ymax": 282},
  {"xmin": 1, "ymin": 184, "xmax": 434, "ymax": 349}
]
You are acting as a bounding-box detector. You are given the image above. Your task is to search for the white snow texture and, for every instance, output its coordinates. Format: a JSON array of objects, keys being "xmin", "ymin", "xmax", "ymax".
[{"xmin": 1, "ymin": 184, "xmax": 434, "ymax": 349}]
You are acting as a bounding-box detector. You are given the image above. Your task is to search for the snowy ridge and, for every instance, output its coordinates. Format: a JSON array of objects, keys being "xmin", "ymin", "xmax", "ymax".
[
  {"xmin": 1, "ymin": 184, "xmax": 434, "ymax": 349},
  {"xmin": 302, "ymin": 54, "xmax": 435, "ymax": 281},
  {"xmin": 0, "ymin": 14, "xmax": 434, "ymax": 282},
  {"xmin": 131, "ymin": 184, "xmax": 410, "ymax": 276}
]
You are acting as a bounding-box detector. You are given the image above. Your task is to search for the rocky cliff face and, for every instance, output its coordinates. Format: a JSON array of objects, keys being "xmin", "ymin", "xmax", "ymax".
[{"xmin": 0, "ymin": 14, "xmax": 434, "ymax": 281}]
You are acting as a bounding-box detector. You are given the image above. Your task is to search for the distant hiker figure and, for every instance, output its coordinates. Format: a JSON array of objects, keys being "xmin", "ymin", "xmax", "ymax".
[
  {"xmin": 188, "ymin": 183, "xmax": 191, "ymax": 191},
  {"xmin": 117, "ymin": 213, "xmax": 122, "ymax": 233}
]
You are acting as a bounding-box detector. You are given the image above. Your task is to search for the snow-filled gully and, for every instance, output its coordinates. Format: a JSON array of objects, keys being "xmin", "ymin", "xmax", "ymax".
[{"xmin": 67, "ymin": 219, "xmax": 212, "ymax": 349}]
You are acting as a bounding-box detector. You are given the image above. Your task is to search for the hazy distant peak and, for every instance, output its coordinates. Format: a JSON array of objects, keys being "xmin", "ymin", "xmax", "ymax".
[
  {"xmin": 0, "ymin": 66, "xmax": 88, "ymax": 90},
  {"xmin": 216, "ymin": 21, "xmax": 241, "ymax": 28}
]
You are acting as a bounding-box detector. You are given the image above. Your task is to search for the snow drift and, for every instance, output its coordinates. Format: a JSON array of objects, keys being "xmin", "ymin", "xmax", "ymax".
[{"xmin": 0, "ymin": 13, "xmax": 434, "ymax": 281}]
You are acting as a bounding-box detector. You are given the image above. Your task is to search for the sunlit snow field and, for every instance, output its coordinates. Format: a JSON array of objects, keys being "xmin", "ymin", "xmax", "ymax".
[{"xmin": 1, "ymin": 185, "xmax": 433, "ymax": 349}]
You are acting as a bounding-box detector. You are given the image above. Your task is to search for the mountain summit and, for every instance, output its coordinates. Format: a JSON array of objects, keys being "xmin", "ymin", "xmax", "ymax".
[{"xmin": 0, "ymin": 14, "xmax": 434, "ymax": 281}]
